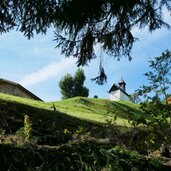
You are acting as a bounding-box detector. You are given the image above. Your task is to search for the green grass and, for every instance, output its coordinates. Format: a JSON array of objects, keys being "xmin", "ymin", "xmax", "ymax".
[
  {"xmin": 0, "ymin": 93, "xmax": 50, "ymax": 109},
  {"xmin": 0, "ymin": 93, "xmax": 146, "ymax": 146},
  {"xmin": 0, "ymin": 93, "xmax": 163, "ymax": 155},
  {"xmin": 49, "ymin": 97, "xmax": 143, "ymax": 125},
  {"xmin": 0, "ymin": 93, "xmax": 108, "ymax": 145},
  {"xmin": 0, "ymin": 93, "xmax": 143, "ymax": 126},
  {"xmin": 0, "ymin": 93, "xmax": 145, "ymax": 143}
]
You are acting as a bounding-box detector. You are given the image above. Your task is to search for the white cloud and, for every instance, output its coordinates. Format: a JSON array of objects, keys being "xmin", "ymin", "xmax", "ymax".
[
  {"xmin": 16, "ymin": 46, "xmax": 57, "ymax": 58},
  {"xmin": 19, "ymin": 57, "xmax": 77, "ymax": 87}
]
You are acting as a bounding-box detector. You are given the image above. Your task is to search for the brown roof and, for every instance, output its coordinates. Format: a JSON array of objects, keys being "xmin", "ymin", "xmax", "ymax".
[{"xmin": 0, "ymin": 78, "xmax": 43, "ymax": 101}]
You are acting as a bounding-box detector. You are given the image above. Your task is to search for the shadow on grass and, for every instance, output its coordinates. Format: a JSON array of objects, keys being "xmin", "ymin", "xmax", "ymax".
[
  {"xmin": 104, "ymin": 101, "xmax": 143, "ymax": 120},
  {"xmin": 0, "ymin": 99, "xmax": 108, "ymax": 145}
]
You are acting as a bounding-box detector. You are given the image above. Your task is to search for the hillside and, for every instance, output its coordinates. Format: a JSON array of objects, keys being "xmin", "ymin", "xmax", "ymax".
[
  {"xmin": 0, "ymin": 93, "xmax": 146, "ymax": 145},
  {"xmin": 0, "ymin": 93, "xmax": 105, "ymax": 145},
  {"xmin": 0, "ymin": 93, "xmax": 170, "ymax": 170},
  {"xmin": 0, "ymin": 93, "xmax": 143, "ymax": 126},
  {"xmin": 50, "ymin": 97, "xmax": 143, "ymax": 125}
]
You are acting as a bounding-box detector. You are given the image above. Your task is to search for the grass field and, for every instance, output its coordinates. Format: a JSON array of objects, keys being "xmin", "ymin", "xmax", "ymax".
[
  {"xmin": 0, "ymin": 93, "xmax": 50, "ymax": 109},
  {"xmin": 0, "ymin": 93, "xmax": 143, "ymax": 126},
  {"xmin": 1, "ymin": 93, "xmax": 170, "ymax": 170},
  {"xmin": 0, "ymin": 93, "xmax": 147, "ymax": 141},
  {"xmin": 50, "ymin": 97, "xmax": 143, "ymax": 125},
  {"xmin": 0, "ymin": 93, "xmax": 146, "ymax": 146}
]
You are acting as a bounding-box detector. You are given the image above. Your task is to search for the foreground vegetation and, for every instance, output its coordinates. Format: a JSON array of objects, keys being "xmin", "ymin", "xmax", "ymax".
[
  {"xmin": 1, "ymin": 140, "xmax": 170, "ymax": 171},
  {"xmin": 0, "ymin": 93, "xmax": 170, "ymax": 170}
]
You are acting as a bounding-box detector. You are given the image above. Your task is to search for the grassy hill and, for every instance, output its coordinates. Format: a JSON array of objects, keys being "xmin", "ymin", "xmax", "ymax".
[
  {"xmin": 0, "ymin": 93, "xmax": 144, "ymax": 144},
  {"xmin": 0, "ymin": 93, "xmax": 104, "ymax": 145},
  {"xmin": 0, "ymin": 93, "xmax": 170, "ymax": 170},
  {"xmin": 50, "ymin": 97, "xmax": 143, "ymax": 125},
  {"xmin": 0, "ymin": 93, "xmax": 143, "ymax": 126}
]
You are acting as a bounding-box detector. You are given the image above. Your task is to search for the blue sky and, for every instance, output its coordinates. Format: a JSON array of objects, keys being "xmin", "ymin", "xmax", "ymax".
[{"xmin": 0, "ymin": 10, "xmax": 171, "ymax": 102}]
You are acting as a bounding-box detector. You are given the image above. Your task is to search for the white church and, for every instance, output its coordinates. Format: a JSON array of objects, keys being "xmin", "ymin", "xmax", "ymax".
[{"xmin": 108, "ymin": 79, "xmax": 131, "ymax": 102}]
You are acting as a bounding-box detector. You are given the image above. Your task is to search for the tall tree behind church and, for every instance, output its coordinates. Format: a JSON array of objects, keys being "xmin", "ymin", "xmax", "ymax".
[{"xmin": 59, "ymin": 69, "xmax": 89, "ymax": 99}]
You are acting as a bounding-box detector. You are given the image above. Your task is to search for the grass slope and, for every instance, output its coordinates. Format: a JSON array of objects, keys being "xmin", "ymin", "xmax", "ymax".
[
  {"xmin": 0, "ymin": 93, "xmax": 143, "ymax": 126},
  {"xmin": 0, "ymin": 93, "xmax": 50, "ymax": 109},
  {"xmin": 50, "ymin": 97, "xmax": 143, "ymax": 125},
  {"xmin": 0, "ymin": 93, "xmax": 144, "ymax": 145},
  {"xmin": 1, "ymin": 93, "xmax": 170, "ymax": 170}
]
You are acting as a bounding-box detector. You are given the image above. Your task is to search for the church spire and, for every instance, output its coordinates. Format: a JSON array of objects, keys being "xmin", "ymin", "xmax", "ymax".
[{"xmin": 118, "ymin": 77, "xmax": 126, "ymax": 91}]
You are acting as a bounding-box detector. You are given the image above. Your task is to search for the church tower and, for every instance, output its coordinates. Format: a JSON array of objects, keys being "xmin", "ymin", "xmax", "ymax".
[{"xmin": 118, "ymin": 78, "xmax": 126, "ymax": 91}]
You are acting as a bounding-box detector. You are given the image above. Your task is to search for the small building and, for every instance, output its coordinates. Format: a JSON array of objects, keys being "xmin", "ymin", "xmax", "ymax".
[
  {"xmin": 0, "ymin": 78, "xmax": 43, "ymax": 101},
  {"xmin": 108, "ymin": 79, "xmax": 131, "ymax": 102}
]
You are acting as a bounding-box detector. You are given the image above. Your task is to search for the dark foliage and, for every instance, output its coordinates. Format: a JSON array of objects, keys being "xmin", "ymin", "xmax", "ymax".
[
  {"xmin": 0, "ymin": 0, "xmax": 171, "ymax": 83},
  {"xmin": 0, "ymin": 140, "xmax": 169, "ymax": 171},
  {"xmin": 0, "ymin": 99, "xmax": 102, "ymax": 145},
  {"xmin": 91, "ymin": 62, "xmax": 107, "ymax": 85}
]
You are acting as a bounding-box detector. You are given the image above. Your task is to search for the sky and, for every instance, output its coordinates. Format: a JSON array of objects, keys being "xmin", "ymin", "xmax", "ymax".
[{"xmin": 0, "ymin": 10, "xmax": 171, "ymax": 102}]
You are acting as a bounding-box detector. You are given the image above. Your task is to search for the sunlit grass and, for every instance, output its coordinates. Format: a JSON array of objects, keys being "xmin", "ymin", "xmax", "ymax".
[
  {"xmin": 0, "ymin": 93, "xmax": 50, "ymax": 109},
  {"xmin": 0, "ymin": 93, "xmax": 143, "ymax": 126},
  {"xmin": 49, "ymin": 97, "xmax": 143, "ymax": 126}
]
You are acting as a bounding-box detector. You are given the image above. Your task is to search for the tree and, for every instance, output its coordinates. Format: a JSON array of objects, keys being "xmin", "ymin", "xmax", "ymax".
[
  {"xmin": 0, "ymin": 0, "xmax": 171, "ymax": 83},
  {"xmin": 135, "ymin": 50, "xmax": 171, "ymax": 134},
  {"xmin": 59, "ymin": 68, "xmax": 89, "ymax": 99},
  {"xmin": 59, "ymin": 74, "xmax": 75, "ymax": 99},
  {"xmin": 138, "ymin": 50, "xmax": 171, "ymax": 104},
  {"xmin": 130, "ymin": 92, "xmax": 141, "ymax": 104}
]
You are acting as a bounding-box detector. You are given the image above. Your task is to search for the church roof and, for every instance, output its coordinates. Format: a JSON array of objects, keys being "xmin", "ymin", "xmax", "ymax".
[
  {"xmin": 118, "ymin": 78, "xmax": 126, "ymax": 85},
  {"xmin": 108, "ymin": 83, "xmax": 130, "ymax": 97},
  {"xmin": 0, "ymin": 78, "xmax": 43, "ymax": 101}
]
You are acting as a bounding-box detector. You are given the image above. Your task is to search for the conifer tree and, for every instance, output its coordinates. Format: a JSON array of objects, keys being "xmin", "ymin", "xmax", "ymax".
[{"xmin": 1, "ymin": 0, "xmax": 171, "ymax": 83}]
